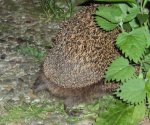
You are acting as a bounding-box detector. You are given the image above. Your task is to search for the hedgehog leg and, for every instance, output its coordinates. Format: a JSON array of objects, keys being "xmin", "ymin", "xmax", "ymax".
[{"xmin": 64, "ymin": 96, "xmax": 83, "ymax": 116}]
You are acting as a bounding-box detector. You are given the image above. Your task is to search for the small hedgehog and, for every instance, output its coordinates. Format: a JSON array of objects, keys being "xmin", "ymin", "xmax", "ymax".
[{"xmin": 33, "ymin": 5, "xmax": 119, "ymax": 110}]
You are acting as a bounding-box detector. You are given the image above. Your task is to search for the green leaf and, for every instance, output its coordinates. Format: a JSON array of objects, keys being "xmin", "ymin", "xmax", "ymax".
[
  {"xmin": 95, "ymin": 5, "xmax": 122, "ymax": 23},
  {"xmin": 95, "ymin": 16, "xmax": 118, "ymax": 31},
  {"xmin": 94, "ymin": 101, "xmax": 145, "ymax": 125},
  {"xmin": 118, "ymin": 4, "xmax": 139, "ymax": 23},
  {"xmin": 118, "ymin": 3, "xmax": 129, "ymax": 14},
  {"xmin": 122, "ymin": 5, "xmax": 139, "ymax": 22},
  {"xmin": 131, "ymin": 103, "xmax": 146, "ymax": 124},
  {"xmin": 105, "ymin": 57, "xmax": 135, "ymax": 82},
  {"xmin": 95, "ymin": 0, "xmax": 136, "ymax": 3},
  {"xmin": 137, "ymin": 13, "xmax": 149, "ymax": 25},
  {"xmin": 95, "ymin": 4, "xmax": 139, "ymax": 24},
  {"xmin": 87, "ymin": 102, "xmax": 100, "ymax": 112},
  {"xmin": 147, "ymin": 92, "xmax": 150, "ymax": 108},
  {"xmin": 123, "ymin": 22, "xmax": 132, "ymax": 32},
  {"xmin": 116, "ymin": 78, "xmax": 146, "ymax": 104},
  {"xmin": 145, "ymin": 70, "xmax": 150, "ymax": 92},
  {"xmin": 129, "ymin": 19, "xmax": 139, "ymax": 29},
  {"xmin": 147, "ymin": 69, "xmax": 150, "ymax": 80},
  {"xmin": 116, "ymin": 27, "xmax": 147, "ymax": 63},
  {"xmin": 144, "ymin": 29, "xmax": 150, "ymax": 48},
  {"xmin": 143, "ymin": 54, "xmax": 150, "ymax": 72},
  {"xmin": 145, "ymin": 80, "xmax": 150, "ymax": 92}
]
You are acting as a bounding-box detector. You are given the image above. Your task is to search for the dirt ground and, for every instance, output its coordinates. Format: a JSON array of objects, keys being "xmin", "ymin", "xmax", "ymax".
[{"xmin": 0, "ymin": 0, "xmax": 150, "ymax": 125}]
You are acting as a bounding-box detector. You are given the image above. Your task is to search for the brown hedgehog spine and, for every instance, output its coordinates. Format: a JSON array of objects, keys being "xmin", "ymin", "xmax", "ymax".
[{"xmin": 32, "ymin": 4, "xmax": 119, "ymax": 111}]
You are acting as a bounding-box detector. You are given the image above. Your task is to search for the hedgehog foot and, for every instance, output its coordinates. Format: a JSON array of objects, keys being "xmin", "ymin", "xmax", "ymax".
[{"xmin": 64, "ymin": 96, "xmax": 83, "ymax": 116}]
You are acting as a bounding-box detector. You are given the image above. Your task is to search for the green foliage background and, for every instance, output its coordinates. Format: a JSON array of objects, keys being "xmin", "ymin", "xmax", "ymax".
[{"xmin": 94, "ymin": 0, "xmax": 150, "ymax": 124}]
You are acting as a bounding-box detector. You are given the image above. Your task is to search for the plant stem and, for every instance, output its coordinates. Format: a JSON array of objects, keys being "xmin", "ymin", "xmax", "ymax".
[
  {"xmin": 141, "ymin": 0, "xmax": 148, "ymax": 13},
  {"xmin": 119, "ymin": 21, "xmax": 125, "ymax": 32}
]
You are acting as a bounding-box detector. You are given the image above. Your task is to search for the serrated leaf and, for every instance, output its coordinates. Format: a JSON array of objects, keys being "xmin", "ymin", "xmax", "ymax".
[
  {"xmin": 137, "ymin": 13, "xmax": 149, "ymax": 25},
  {"xmin": 118, "ymin": 4, "xmax": 139, "ymax": 23},
  {"xmin": 131, "ymin": 103, "xmax": 146, "ymax": 124},
  {"xmin": 116, "ymin": 27, "xmax": 147, "ymax": 63},
  {"xmin": 96, "ymin": 5, "xmax": 122, "ymax": 23},
  {"xmin": 118, "ymin": 3, "xmax": 129, "ymax": 14},
  {"xmin": 105, "ymin": 57, "xmax": 135, "ymax": 82},
  {"xmin": 147, "ymin": 91, "xmax": 150, "ymax": 107},
  {"xmin": 94, "ymin": 101, "xmax": 145, "ymax": 125},
  {"xmin": 147, "ymin": 69, "xmax": 150, "ymax": 80},
  {"xmin": 123, "ymin": 5, "xmax": 139, "ymax": 22},
  {"xmin": 129, "ymin": 19, "xmax": 139, "ymax": 29},
  {"xmin": 95, "ymin": 4, "xmax": 139, "ymax": 24},
  {"xmin": 95, "ymin": 0, "xmax": 136, "ymax": 3},
  {"xmin": 145, "ymin": 80, "xmax": 150, "ymax": 92},
  {"xmin": 116, "ymin": 78, "xmax": 146, "ymax": 104},
  {"xmin": 95, "ymin": 16, "xmax": 118, "ymax": 31},
  {"xmin": 145, "ymin": 70, "xmax": 150, "ymax": 92},
  {"xmin": 144, "ymin": 28, "xmax": 150, "ymax": 47},
  {"xmin": 123, "ymin": 22, "xmax": 132, "ymax": 32},
  {"xmin": 143, "ymin": 55, "xmax": 150, "ymax": 72}
]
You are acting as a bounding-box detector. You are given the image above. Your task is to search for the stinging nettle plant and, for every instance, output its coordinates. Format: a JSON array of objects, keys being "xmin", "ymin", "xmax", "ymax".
[{"xmin": 93, "ymin": 0, "xmax": 150, "ymax": 125}]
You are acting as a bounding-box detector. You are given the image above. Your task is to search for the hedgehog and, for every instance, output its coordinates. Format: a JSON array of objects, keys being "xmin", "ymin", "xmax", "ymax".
[{"xmin": 32, "ymin": 5, "xmax": 120, "ymax": 111}]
